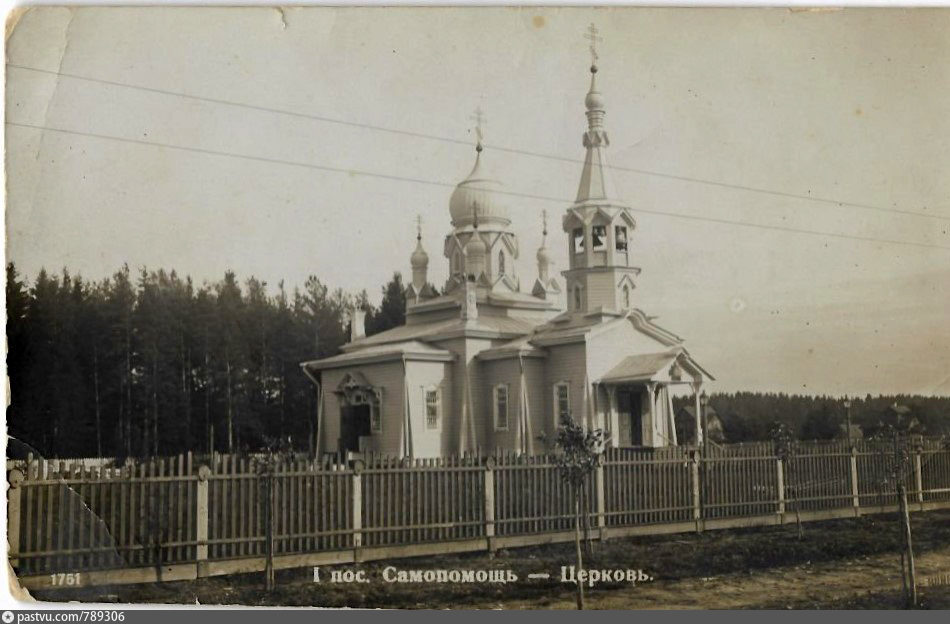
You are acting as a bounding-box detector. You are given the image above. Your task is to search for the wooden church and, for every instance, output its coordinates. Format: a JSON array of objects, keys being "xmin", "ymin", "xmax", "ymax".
[{"xmin": 302, "ymin": 56, "xmax": 713, "ymax": 459}]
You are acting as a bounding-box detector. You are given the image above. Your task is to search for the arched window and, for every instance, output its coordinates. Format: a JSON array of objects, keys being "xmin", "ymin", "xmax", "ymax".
[
  {"xmin": 498, "ymin": 250, "xmax": 505, "ymax": 275},
  {"xmin": 453, "ymin": 250, "xmax": 462, "ymax": 275},
  {"xmin": 622, "ymin": 284, "xmax": 631, "ymax": 309}
]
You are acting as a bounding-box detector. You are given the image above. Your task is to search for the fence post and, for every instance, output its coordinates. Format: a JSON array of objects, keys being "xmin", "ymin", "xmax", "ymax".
[
  {"xmin": 690, "ymin": 450, "xmax": 701, "ymax": 531},
  {"xmin": 595, "ymin": 457, "xmax": 607, "ymax": 540},
  {"xmin": 484, "ymin": 457, "xmax": 496, "ymax": 553},
  {"xmin": 264, "ymin": 467, "xmax": 275, "ymax": 591},
  {"xmin": 196, "ymin": 465, "xmax": 210, "ymax": 567},
  {"xmin": 850, "ymin": 445, "xmax": 860, "ymax": 515},
  {"xmin": 776, "ymin": 457, "xmax": 785, "ymax": 517},
  {"xmin": 351, "ymin": 460, "xmax": 364, "ymax": 558},
  {"xmin": 914, "ymin": 449, "xmax": 924, "ymax": 509},
  {"xmin": 7, "ymin": 468, "xmax": 24, "ymax": 568}
]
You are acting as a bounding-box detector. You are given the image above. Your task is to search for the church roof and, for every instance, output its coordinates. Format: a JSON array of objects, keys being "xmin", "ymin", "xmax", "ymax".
[
  {"xmin": 528, "ymin": 308, "xmax": 683, "ymax": 347},
  {"xmin": 340, "ymin": 314, "xmax": 540, "ymax": 352},
  {"xmin": 302, "ymin": 340, "xmax": 454, "ymax": 371},
  {"xmin": 477, "ymin": 334, "xmax": 546, "ymax": 360}
]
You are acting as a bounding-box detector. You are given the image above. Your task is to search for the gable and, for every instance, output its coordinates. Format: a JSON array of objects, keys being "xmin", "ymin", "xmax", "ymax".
[{"xmin": 586, "ymin": 319, "xmax": 673, "ymax": 381}]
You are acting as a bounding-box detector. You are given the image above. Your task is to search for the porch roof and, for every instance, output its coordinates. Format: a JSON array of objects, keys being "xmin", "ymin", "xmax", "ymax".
[
  {"xmin": 600, "ymin": 351, "xmax": 680, "ymax": 383},
  {"xmin": 600, "ymin": 349, "xmax": 715, "ymax": 384}
]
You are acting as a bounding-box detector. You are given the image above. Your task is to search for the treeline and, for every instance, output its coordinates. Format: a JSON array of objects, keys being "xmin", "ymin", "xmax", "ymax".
[
  {"xmin": 674, "ymin": 392, "xmax": 950, "ymax": 443},
  {"xmin": 6, "ymin": 263, "xmax": 408, "ymax": 459}
]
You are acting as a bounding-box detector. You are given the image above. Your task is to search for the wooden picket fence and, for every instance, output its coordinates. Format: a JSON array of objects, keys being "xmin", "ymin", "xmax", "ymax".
[{"xmin": 8, "ymin": 438, "xmax": 950, "ymax": 590}]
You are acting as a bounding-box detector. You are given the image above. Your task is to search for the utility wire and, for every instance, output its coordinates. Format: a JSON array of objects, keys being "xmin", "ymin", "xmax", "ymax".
[
  {"xmin": 9, "ymin": 62, "xmax": 948, "ymax": 223},
  {"xmin": 7, "ymin": 120, "xmax": 949, "ymax": 252}
]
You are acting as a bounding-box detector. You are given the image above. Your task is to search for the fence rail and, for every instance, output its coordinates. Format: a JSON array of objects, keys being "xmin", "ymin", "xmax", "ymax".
[{"xmin": 8, "ymin": 438, "xmax": 950, "ymax": 590}]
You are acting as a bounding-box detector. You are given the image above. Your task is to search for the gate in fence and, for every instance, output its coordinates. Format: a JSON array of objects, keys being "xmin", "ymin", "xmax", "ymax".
[{"xmin": 8, "ymin": 439, "xmax": 950, "ymax": 589}]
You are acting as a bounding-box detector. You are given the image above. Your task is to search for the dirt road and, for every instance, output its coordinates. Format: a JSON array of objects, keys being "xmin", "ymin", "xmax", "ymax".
[{"xmin": 465, "ymin": 544, "xmax": 950, "ymax": 609}]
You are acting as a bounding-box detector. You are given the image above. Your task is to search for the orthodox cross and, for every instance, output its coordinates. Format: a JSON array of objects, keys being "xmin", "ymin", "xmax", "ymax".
[
  {"xmin": 416, "ymin": 214, "xmax": 422, "ymax": 241},
  {"xmin": 584, "ymin": 23, "xmax": 602, "ymax": 66},
  {"xmin": 469, "ymin": 105, "xmax": 486, "ymax": 149},
  {"xmin": 541, "ymin": 209, "xmax": 548, "ymax": 237}
]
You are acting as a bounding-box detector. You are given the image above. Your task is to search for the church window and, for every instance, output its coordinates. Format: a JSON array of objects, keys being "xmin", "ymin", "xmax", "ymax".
[
  {"xmin": 425, "ymin": 388, "xmax": 441, "ymax": 430},
  {"xmin": 493, "ymin": 384, "xmax": 509, "ymax": 431},
  {"xmin": 573, "ymin": 285, "xmax": 582, "ymax": 311},
  {"xmin": 498, "ymin": 251, "xmax": 505, "ymax": 275},
  {"xmin": 453, "ymin": 250, "xmax": 462, "ymax": 275},
  {"xmin": 592, "ymin": 225, "xmax": 607, "ymax": 251},
  {"xmin": 554, "ymin": 382, "xmax": 571, "ymax": 424},
  {"xmin": 622, "ymin": 284, "xmax": 631, "ymax": 309},
  {"xmin": 573, "ymin": 228, "xmax": 585, "ymax": 254},
  {"xmin": 615, "ymin": 226, "xmax": 628, "ymax": 252}
]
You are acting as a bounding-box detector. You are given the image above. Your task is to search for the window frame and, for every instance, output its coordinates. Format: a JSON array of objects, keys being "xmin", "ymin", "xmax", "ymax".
[
  {"xmin": 591, "ymin": 225, "xmax": 607, "ymax": 251},
  {"xmin": 493, "ymin": 384, "xmax": 510, "ymax": 431},
  {"xmin": 553, "ymin": 381, "xmax": 571, "ymax": 426},
  {"xmin": 498, "ymin": 250, "xmax": 506, "ymax": 276},
  {"xmin": 573, "ymin": 228, "xmax": 585, "ymax": 254},
  {"xmin": 424, "ymin": 386, "xmax": 442, "ymax": 431},
  {"xmin": 615, "ymin": 225, "xmax": 628, "ymax": 252}
]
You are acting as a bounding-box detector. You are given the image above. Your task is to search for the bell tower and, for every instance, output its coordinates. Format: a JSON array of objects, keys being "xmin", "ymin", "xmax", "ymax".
[{"xmin": 562, "ymin": 24, "xmax": 639, "ymax": 315}]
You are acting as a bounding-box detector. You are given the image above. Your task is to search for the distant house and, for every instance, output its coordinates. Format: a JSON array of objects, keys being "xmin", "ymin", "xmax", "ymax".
[
  {"xmin": 675, "ymin": 405, "xmax": 725, "ymax": 446},
  {"xmin": 837, "ymin": 423, "xmax": 864, "ymax": 440}
]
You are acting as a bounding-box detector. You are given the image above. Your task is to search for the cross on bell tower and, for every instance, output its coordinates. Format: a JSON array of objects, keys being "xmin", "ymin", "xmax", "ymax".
[{"xmin": 583, "ymin": 22, "xmax": 602, "ymax": 68}]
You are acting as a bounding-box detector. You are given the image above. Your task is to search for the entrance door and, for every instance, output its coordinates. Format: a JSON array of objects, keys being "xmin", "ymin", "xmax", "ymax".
[
  {"xmin": 340, "ymin": 404, "xmax": 371, "ymax": 454},
  {"xmin": 617, "ymin": 389, "xmax": 643, "ymax": 447}
]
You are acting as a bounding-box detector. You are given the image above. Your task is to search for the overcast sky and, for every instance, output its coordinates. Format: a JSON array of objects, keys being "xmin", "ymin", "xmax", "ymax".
[{"xmin": 6, "ymin": 7, "xmax": 950, "ymax": 396}]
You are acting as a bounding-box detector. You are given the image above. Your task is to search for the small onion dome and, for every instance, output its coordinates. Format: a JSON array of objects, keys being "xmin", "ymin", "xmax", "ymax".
[
  {"xmin": 410, "ymin": 239, "xmax": 428, "ymax": 269},
  {"xmin": 449, "ymin": 149, "xmax": 510, "ymax": 228},
  {"xmin": 536, "ymin": 244, "xmax": 552, "ymax": 265},
  {"xmin": 585, "ymin": 66, "xmax": 605, "ymax": 111},
  {"xmin": 464, "ymin": 231, "xmax": 487, "ymax": 261}
]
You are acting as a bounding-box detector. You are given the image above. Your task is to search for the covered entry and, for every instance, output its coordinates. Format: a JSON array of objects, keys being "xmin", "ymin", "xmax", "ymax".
[
  {"xmin": 616, "ymin": 388, "xmax": 644, "ymax": 446},
  {"xmin": 599, "ymin": 349, "xmax": 713, "ymax": 448},
  {"xmin": 334, "ymin": 372, "xmax": 381, "ymax": 455}
]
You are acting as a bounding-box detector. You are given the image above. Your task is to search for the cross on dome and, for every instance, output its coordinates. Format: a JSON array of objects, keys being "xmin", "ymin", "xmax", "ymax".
[
  {"xmin": 469, "ymin": 105, "xmax": 486, "ymax": 151},
  {"xmin": 583, "ymin": 23, "xmax": 602, "ymax": 71}
]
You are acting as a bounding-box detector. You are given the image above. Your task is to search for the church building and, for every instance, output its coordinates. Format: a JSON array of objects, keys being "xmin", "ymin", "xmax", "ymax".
[{"xmin": 301, "ymin": 56, "xmax": 714, "ymax": 458}]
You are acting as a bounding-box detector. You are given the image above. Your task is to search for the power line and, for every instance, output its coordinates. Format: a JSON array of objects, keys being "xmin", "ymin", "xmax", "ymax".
[
  {"xmin": 8, "ymin": 120, "xmax": 949, "ymax": 252},
  {"xmin": 9, "ymin": 62, "xmax": 948, "ymax": 224}
]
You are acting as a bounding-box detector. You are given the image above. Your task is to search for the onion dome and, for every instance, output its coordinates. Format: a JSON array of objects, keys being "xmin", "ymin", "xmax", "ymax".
[
  {"xmin": 536, "ymin": 210, "xmax": 552, "ymax": 281},
  {"xmin": 410, "ymin": 224, "xmax": 428, "ymax": 270},
  {"xmin": 584, "ymin": 65, "xmax": 606, "ymax": 113},
  {"xmin": 536, "ymin": 245, "xmax": 552, "ymax": 265},
  {"xmin": 463, "ymin": 204, "xmax": 488, "ymax": 276},
  {"xmin": 449, "ymin": 145, "xmax": 510, "ymax": 228}
]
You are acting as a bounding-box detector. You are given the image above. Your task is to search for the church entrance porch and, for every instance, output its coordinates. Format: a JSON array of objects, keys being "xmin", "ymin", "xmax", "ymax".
[
  {"xmin": 602, "ymin": 380, "xmax": 677, "ymax": 448},
  {"xmin": 340, "ymin": 404, "xmax": 371, "ymax": 455},
  {"xmin": 616, "ymin": 388, "xmax": 643, "ymax": 447}
]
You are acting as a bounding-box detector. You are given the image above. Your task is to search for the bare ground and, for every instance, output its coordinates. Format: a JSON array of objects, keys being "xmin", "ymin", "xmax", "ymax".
[{"xmin": 29, "ymin": 509, "xmax": 950, "ymax": 609}]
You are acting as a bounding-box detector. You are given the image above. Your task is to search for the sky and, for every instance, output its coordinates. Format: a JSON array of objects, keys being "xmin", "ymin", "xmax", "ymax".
[{"xmin": 5, "ymin": 6, "xmax": 950, "ymax": 396}]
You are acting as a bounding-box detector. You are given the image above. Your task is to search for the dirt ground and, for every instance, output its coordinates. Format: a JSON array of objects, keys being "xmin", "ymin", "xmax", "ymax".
[{"xmin": 29, "ymin": 509, "xmax": 950, "ymax": 609}]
